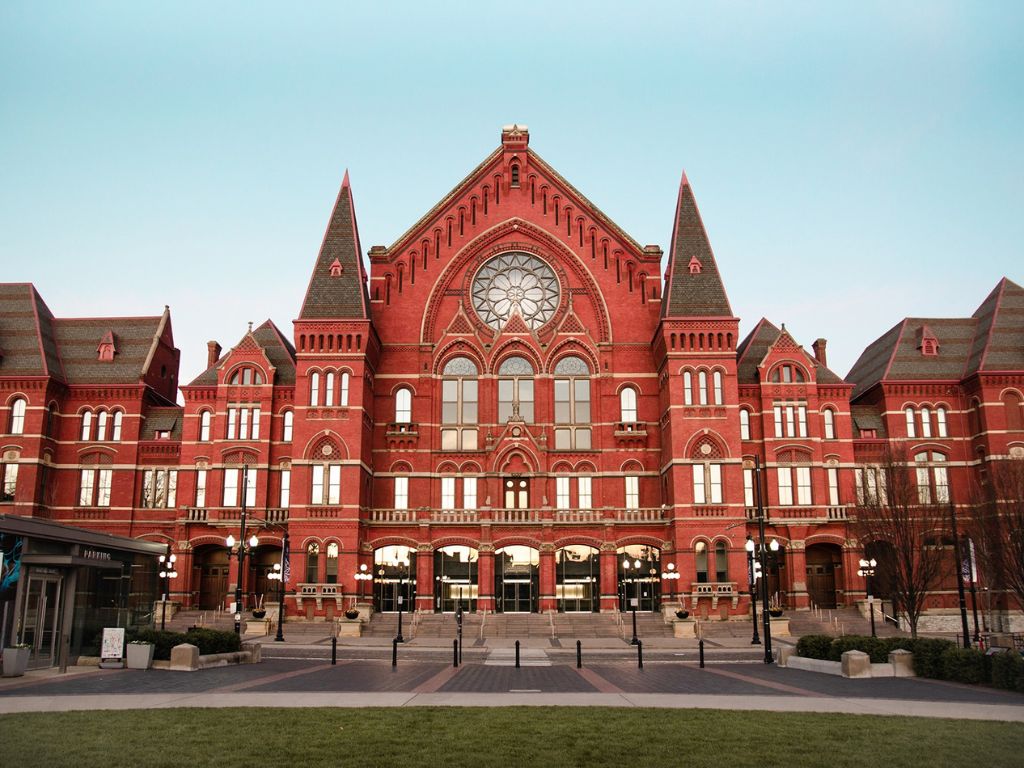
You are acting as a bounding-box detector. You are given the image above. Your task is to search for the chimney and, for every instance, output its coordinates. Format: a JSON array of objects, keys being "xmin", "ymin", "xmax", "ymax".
[
  {"xmin": 812, "ymin": 338, "xmax": 828, "ymax": 368},
  {"xmin": 207, "ymin": 340, "xmax": 222, "ymax": 369}
]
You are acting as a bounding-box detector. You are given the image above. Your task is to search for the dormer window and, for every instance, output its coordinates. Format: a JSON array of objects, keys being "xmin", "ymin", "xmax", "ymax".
[
  {"xmin": 688, "ymin": 255, "xmax": 702, "ymax": 274},
  {"xmin": 916, "ymin": 325, "xmax": 939, "ymax": 357},
  {"xmin": 921, "ymin": 338, "xmax": 938, "ymax": 356},
  {"xmin": 329, "ymin": 258, "xmax": 343, "ymax": 277},
  {"xmin": 769, "ymin": 364, "xmax": 806, "ymax": 383},
  {"xmin": 97, "ymin": 331, "xmax": 116, "ymax": 362},
  {"xmin": 228, "ymin": 367, "xmax": 264, "ymax": 386}
]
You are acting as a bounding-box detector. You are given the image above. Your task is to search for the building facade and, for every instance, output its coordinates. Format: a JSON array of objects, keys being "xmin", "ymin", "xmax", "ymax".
[{"xmin": 2, "ymin": 126, "xmax": 1022, "ymax": 629}]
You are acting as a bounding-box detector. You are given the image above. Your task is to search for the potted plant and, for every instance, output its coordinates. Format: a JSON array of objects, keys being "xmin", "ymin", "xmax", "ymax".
[
  {"xmin": 252, "ymin": 594, "xmax": 267, "ymax": 620},
  {"xmin": 2, "ymin": 644, "xmax": 31, "ymax": 677},
  {"xmin": 126, "ymin": 640, "xmax": 155, "ymax": 670},
  {"xmin": 344, "ymin": 607, "xmax": 360, "ymax": 620},
  {"xmin": 768, "ymin": 603, "xmax": 784, "ymax": 618},
  {"xmin": 675, "ymin": 609, "xmax": 690, "ymax": 620}
]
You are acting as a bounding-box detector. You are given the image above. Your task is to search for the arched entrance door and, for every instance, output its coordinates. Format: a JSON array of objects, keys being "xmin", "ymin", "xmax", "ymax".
[
  {"xmin": 805, "ymin": 543, "xmax": 843, "ymax": 608},
  {"xmin": 556, "ymin": 545, "xmax": 599, "ymax": 612},
  {"xmin": 195, "ymin": 546, "xmax": 229, "ymax": 610},
  {"xmin": 249, "ymin": 546, "xmax": 283, "ymax": 611},
  {"xmin": 434, "ymin": 545, "xmax": 477, "ymax": 612},
  {"xmin": 494, "ymin": 546, "xmax": 539, "ymax": 612},
  {"xmin": 617, "ymin": 545, "xmax": 660, "ymax": 612},
  {"xmin": 373, "ymin": 546, "xmax": 416, "ymax": 613}
]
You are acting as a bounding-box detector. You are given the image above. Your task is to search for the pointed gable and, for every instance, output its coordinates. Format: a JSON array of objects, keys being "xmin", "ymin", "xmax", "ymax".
[
  {"xmin": 663, "ymin": 173, "xmax": 733, "ymax": 318},
  {"xmin": 299, "ymin": 171, "xmax": 370, "ymax": 320},
  {"xmin": 0, "ymin": 283, "xmax": 63, "ymax": 379},
  {"xmin": 187, "ymin": 319, "xmax": 295, "ymax": 386},
  {"xmin": 965, "ymin": 277, "xmax": 1024, "ymax": 375}
]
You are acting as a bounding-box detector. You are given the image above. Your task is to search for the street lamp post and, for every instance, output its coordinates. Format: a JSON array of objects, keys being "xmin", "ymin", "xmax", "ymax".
[
  {"xmin": 623, "ymin": 558, "xmax": 640, "ymax": 645},
  {"xmin": 227, "ymin": 464, "xmax": 259, "ymax": 635},
  {"xmin": 857, "ymin": 557, "xmax": 878, "ymax": 638},
  {"xmin": 158, "ymin": 548, "xmax": 178, "ymax": 631},
  {"xmin": 745, "ymin": 537, "xmax": 760, "ymax": 645},
  {"xmin": 268, "ymin": 531, "xmax": 288, "ymax": 642},
  {"xmin": 752, "ymin": 457, "xmax": 776, "ymax": 664},
  {"xmin": 354, "ymin": 563, "xmax": 372, "ymax": 604},
  {"xmin": 395, "ymin": 557, "xmax": 410, "ymax": 643},
  {"xmin": 660, "ymin": 562, "xmax": 681, "ymax": 604}
]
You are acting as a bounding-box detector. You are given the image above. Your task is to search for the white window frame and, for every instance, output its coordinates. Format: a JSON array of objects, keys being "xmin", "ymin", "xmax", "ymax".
[
  {"xmin": 905, "ymin": 407, "xmax": 916, "ymax": 438},
  {"xmin": 395, "ymin": 388, "xmax": 412, "ymax": 423},
  {"xmin": 823, "ymin": 409, "xmax": 836, "ymax": 440},
  {"xmin": 310, "ymin": 372, "xmax": 320, "ymax": 407},
  {"xmin": 743, "ymin": 467, "xmax": 754, "ymax": 507},
  {"xmin": 80, "ymin": 411, "xmax": 93, "ymax": 441},
  {"xmin": 777, "ymin": 467, "xmax": 793, "ymax": 506},
  {"xmin": 394, "ymin": 476, "xmax": 409, "ymax": 510},
  {"xmin": 196, "ymin": 468, "xmax": 207, "ymax": 507},
  {"xmin": 441, "ymin": 476, "xmax": 456, "ymax": 510},
  {"xmin": 620, "ymin": 387, "xmax": 638, "ymax": 423},
  {"xmin": 282, "ymin": 410, "xmax": 293, "ymax": 442},
  {"xmin": 111, "ymin": 410, "xmax": 123, "ymax": 441},
  {"xmin": 625, "ymin": 475, "xmax": 639, "ymax": 510},
  {"xmin": 200, "ymin": 410, "xmax": 211, "ymax": 441},
  {"xmin": 713, "ymin": 370, "xmax": 723, "ymax": 405},
  {"xmin": 698, "ymin": 371, "xmax": 708, "ymax": 405},
  {"xmin": 463, "ymin": 477, "xmax": 477, "ymax": 510},
  {"xmin": 739, "ymin": 409, "xmax": 750, "ymax": 441},
  {"xmin": 279, "ymin": 468, "xmax": 290, "ymax": 508},
  {"xmin": 340, "ymin": 372, "xmax": 350, "ymax": 406},
  {"xmin": 827, "ymin": 466, "xmax": 839, "ymax": 506},
  {"xmin": 556, "ymin": 476, "xmax": 571, "ymax": 510},
  {"xmin": 9, "ymin": 398, "xmax": 27, "ymax": 435},
  {"xmin": 578, "ymin": 476, "xmax": 592, "ymax": 510},
  {"xmin": 325, "ymin": 372, "xmax": 335, "ymax": 406},
  {"xmin": 936, "ymin": 407, "xmax": 948, "ymax": 438},
  {"xmin": 683, "ymin": 371, "xmax": 693, "ymax": 406}
]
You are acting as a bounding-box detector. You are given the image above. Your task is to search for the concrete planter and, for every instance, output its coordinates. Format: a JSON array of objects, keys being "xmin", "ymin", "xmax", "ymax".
[
  {"xmin": 126, "ymin": 643, "xmax": 155, "ymax": 670},
  {"xmin": 673, "ymin": 619, "xmax": 697, "ymax": 638},
  {"xmin": 2, "ymin": 646, "xmax": 30, "ymax": 677}
]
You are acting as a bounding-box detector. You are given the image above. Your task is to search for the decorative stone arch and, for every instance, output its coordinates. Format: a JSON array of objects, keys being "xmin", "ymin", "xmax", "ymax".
[
  {"xmin": 488, "ymin": 339, "xmax": 543, "ymax": 375},
  {"xmin": 551, "ymin": 460, "xmax": 574, "ymax": 473},
  {"xmin": 553, "ymin": 535, "xmax": 603, "ymax": 551},
  {"xmin": 220, "ymin": 446, "xmax": 260, "ymax": 464},
  {"xmin": 490, "ymin": 444, "xmax": 538, "ymax": 475},
  {"xmin": 683, "ymin": 429, "xmax": 730, "ymax": 460},
  {"xmin": 189, "ymin": 534, "xmax": 236, "ymax": 549},
  {"xmin": 367, "ymin": 535, "xmax": 419, "ymax": 551},
  {"xmin": 545, "ymin": 338, "xmax": 599, "ymax": 375},
  {"xmin": 614, "ymin": 534, "xmax": 664, "ymax": 550},
  {"xmin": 460, "ymin": 460, "xmax": 483, "ymax": 473},
  {"xmin": 614, "ymin": 380, "xmax": 641, "ymax": 396},
  {"xmin": 420, "ymin": 217, "xmax": 613, "ymax": 344},
  {"xmin": 303, "ymin": 432, "xmax": 349, "ymax": 461},
  {"xmin": 436, "ymin": 460, "xmax": 459, "ymax": 474},
  {"xmin": 773, "ymin": 445, "xmax": 814, "ymax": 461},
  {"xmin": 804, "ymin": 533, "xmax": 848, "ymax": 548},
  {"xmin": 430, "ymin": 535, "xmax": 481, "ymax": 551},
  {"xmin": 686, "ymin": 534, "xmax": 713, "ymax": 550},
  {"xmin": 432, "ymin": 341, "xmax": 485, "ymax": 376},
  {"xmin": 492, "ymin": 535, "xmax": 543, "ymax": 551},
  {"xmin": 76, "ymin": 444, "xmax": 117, "ymax": 460},
  {"xmin": 136, "ymin": 532, "xmax": 174, "ymax": 546},
  {"xmin": 618, "ymin": 458, "xmax": 645, "ymax": 473},
  {"xmin": 388, "ymin": 460, "xmax": 413, "ymax": 474},
  {"xmin": 224, "ymin": 360, "xmax": 269, "ymax": 382},
  {"xmin": 574, "ymin": 460, "xmax": 598, "ymax": 474},
  {"xmin": 387, "ymin": 381, "xmax": 418, "ymax": 397}
]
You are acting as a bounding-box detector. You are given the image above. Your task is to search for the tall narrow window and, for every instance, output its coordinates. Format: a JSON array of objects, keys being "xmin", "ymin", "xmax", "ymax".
[
  {"xmin": 306, "ymin": 543, "xmax": 320, "ymax": 583},
  {"xmin": 337, "ymin": 372, "xmax": 348, "ymax": 406},
  {"xmin": 695, "ymin": 542, "xmax": 708, "ymax": 583},
  {"xmin": 796, "ymin": 466, "xmax": 812, "ymax": 505},
  {"xmin": 282, "ymin": 410, "xmax": 293, "ymax": 442},
  {"xmin": 936, "ymin": 406, "xmax": 948, "ymax": 437},
  {"xmin": 905, "ymin": 407, "xmax": 916, "ymax": 437},
  {"xmin": 715, "ymin": 541, "xmax": 728, "ymax": 582},
  {"xmin": 79, "ymin": 469, "xmax": 95, "ymax": 506},
  {"xmin": 578, "ymin": 476, "xmax": 592, "ymax": 509},
  {"xmin": 311, "ymin": 466, "xmax": 325, "ymax": 505},
  {"xmin": 395, "ymin": 388, "xmax": 412, "ymax": 423},
  {"xmin": 310, "ymin": 372, "xmax": 320, "ymax": 407},
  {"xmin": 773, "ymin": 406, "xmax": 783, "ymax": 437},
  {"xmin": 243, "ymin": 467, "xmax": 255, "ymax": 507},
  {"xmin": 625, "ymin": 475, "xmax": 639, "ymax": 510},
  {"xmin": 920, "ymin": 406, "xmax": 932, "ymax": 438},
  {"xmin": 698, "ymin": 371, "xmax": 708, "ymax": 405},
  {"xmin": 555, "ymin": 476, "xmax": 571, "ymax": 510},
  {"xmin": 740, "ymin": 408, "xmax": 751, "ymax": 440},
  {"xmin": 743, "ymin": 467, "xmax": 755, "ymax": 507},
  {"xmin": 785, "ymin": 405, "xmax": 796, "ymax": 436},
  {"xmin": 441, "ymin": 476, "xmax": 456, "ymax": 510},
  {"xmin": 683, "ymin": 372, "xmax": 693, "ymax": 406},
  {"xmin": 915, "ymin": 451, "xmax": 949, "ymax": 503},
  {"xmin": 9, "ymin": 398, "xmax": 27, "ymax": 435},
  {"xmin": 327, "ymin": 465, "xmax": 341, "ymax": 505},
  {"xmin": 279, "ymin": 468, "xmax": 290, "ymax": 507},
  {"xmin": 693, "ymin": 464, "xmax": 723, "ymax": 504},
  {"xmin": 325, "ymin": 542, "xmax": 339, "ymax": 584},
  {"xmin": 80, "ymin": 411, "xmax": 93, "ymax": 441},
  {"xmin": 394, "ymin": 476, "xmax": 409, "ymax": 510},
  {"xmin": 251, "ymin": 408, "xmax": 260, "ymax": 440},
  {"xmin": 620, "ymin": 387, "xmax": 638, "ymax": 423},
  {"xmin": 713, "ymin": 371, "xmax": 723, "ymax": 405},
  {"xmin": 96, "ymin": 468, "xmax": 112, "ymax": 507},
  {"xmin": 463, "ymin": 477, "xmax": 477, "ymax": 510},
  {"xmin": 823, "ymin": 408, "xmax": 836, "ymax": 440},
  {"xmin": 777, "ymin": 467, "xmax": 793, "ymax": 506},
  {"xmin": 441, "ymin": 357, "xmax": 478, "ymax": 450},
  {"xmin": 325, "ymin": 372, "xmax": 335, "ymax": 406},
  {"xmin": 553, "ymin": 356, "xmax": 591, "ymax": 450},
  {"xmin": 196, "ymin": 468, "xmax": 208, "ymax": 507},
  {"xmin": 96, "ymin": 411, "xmax": 108, "ymax": 441},
  {"xmin": 200, "ymin": 411, "xmax": 211, "ymax": 441},
  {"xmin": 827, "ymin": 466, "xmax": 839, "ymax": 506},
  {"xmin": 227, "ymin": 408, "xmax": 238, "ymax": 440},
  {"xmin": 111, "ymin": 410, "xmax": 123, "ymax": 441},
  {"xmin": 239, "ymin": 408, "xmax": 249, "ymax": 440},
  {"xmin": 497, "ymin": 357, "xmax": 534, "ymax": 423},
  {"xmin": 2, "ymin": 463, "xmax": 18, "ymax": 502},
  {"xmin": 223, "ymin": 468, "xmax": 238, "ymax": 507},
  {"xmin": 797, "ymin": 406, "xmax": 807, "ymax": 438}
]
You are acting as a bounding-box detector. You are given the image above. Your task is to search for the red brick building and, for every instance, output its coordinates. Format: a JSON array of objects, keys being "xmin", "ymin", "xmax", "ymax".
[{"xmin": 2, "ymin": 126, "xmax": 1022, "ymax": 629}]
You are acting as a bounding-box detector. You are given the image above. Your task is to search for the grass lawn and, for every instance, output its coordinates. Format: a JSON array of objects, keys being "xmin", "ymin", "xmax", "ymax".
[{"xmin": 1, "ymin": 707, "xmax": 1021, "ymax": 767}]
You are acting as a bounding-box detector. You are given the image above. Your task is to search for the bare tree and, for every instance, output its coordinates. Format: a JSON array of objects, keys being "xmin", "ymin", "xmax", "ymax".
[
  {"xmin": 852, "ymin": 448, "xmax": 950, "ymax": 638},
  {"xmin": 971, "ymin": 458, "xmax": 1024, "ymax": 616}
]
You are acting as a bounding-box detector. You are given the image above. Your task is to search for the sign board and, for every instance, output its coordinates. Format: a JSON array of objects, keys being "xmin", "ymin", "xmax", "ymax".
[
  {"xmin": 100, "ymin": 627, "xmax": 125, "ymax": 667},
  {"xmin": 630, "ymin": 598, "xmax": 639, "ymax": 608}
]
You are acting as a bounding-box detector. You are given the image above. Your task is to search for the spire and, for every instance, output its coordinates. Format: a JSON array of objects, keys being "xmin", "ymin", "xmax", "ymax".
[
  {"xmin": 299, "ymin": 171, "xmax": 370, "ymax": 319},
  {"xmin": 662, "ymin": 172, "xmax": 733, "ymax": 318}
]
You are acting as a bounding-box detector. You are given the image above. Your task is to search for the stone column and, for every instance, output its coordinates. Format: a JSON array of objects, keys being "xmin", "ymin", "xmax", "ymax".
[
  {"xmin": 539, "ymin": 543, "xmax": 556, "ymax": 612},
  {"xmin": 599, "ymin": 544, "xmax": 619, "ymax": 612},
  {"xmin": 415, "ymin": 544, "xmax": 433, "ymax": 613},
  {"xmin": 788, "ymin": 540, "xmax": 809, "ymax": 609},
  {"xmin": 477, "ymin": 544, "xmax": 495, "ymax": 612}
]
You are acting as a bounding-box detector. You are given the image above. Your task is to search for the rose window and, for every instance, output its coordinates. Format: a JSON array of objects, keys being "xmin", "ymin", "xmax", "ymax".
[{"xmin": 471, "ymin": 252, "xmax": 560, "ymax": 331}]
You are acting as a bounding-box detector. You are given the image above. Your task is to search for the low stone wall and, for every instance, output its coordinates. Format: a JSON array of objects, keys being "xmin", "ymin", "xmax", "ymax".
[
  {"xmin": 778, "ymin": 647, "xmax": 915, "ymax": 678},
  {"xmin": 168, "ymin": 641, "xmax": 262, "ymax": 672}
]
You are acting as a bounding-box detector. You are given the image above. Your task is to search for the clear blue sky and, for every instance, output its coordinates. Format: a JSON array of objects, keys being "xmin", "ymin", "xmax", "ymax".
[{"xmin": 2, "ymin": 2, "xmax": 1021, "ymax": 386}]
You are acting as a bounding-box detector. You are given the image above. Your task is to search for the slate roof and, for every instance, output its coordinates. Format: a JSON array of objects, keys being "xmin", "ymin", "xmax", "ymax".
[
  {"xmin": 140, "ymin": 406, "xmax": 183, "ymax": 440},
  {"xmin": 0, "ymin": 284, "xmax": 172, "ymax": 386},
  {"xmin": 846, "ymin": 278, "xmax": 1023, "ymax": 399},
  {"xmin": 298, "ymin": 172, "xmax": 370, "ymax": 320},
  {"xmin": 851, "ymin": 405, "xmax": 887, "ymax": 438},
  {"xmin": 0, "ymin": 283, "xmax": 63, "ymax": 378},
  {"xmin": 663, "ymin": 173, "xmax": 733, "ymax": 318},
  {"xmin": 735, "ymin": 318, "xmax": 846, "ymax": 385},
  {"xmin": 186, "ymin": 319, "xmax": 295, "ymax": 387}
]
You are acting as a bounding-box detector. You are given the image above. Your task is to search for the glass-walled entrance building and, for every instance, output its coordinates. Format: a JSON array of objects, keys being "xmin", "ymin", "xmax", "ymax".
[
  {"xmin": 617, "ymin": 544, "xmax": 661, "ymax": 612},
  {"xmin": 434, "ymin": 545, "xmax": 477, "ymax": 612},
  {"xmin": 373, "ymin": 545, "xmax": 416, "ymax": 613},
  {"xmin": 556, "ymin": 545, "xmax": 599, "ymax": 612},
  {"xmin": 494, "ymin": 546, "xmax": 538, "ymax": 613}
]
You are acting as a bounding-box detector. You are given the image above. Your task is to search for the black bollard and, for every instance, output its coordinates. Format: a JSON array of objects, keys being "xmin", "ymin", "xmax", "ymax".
[
  {"xmin": 331, "ymin": 636, "xmax": 337, "ymax": 665},
  {"xmin": 699, "ymin": 639, "xmax": 705, "ymax": 668},
  {"xmin": 515, "ymin": 640, "xmax": 521, "ymax": 669},
  {"xmin": 637, "ymin": 639, "xmax": 643, "ymax": 669},
  {"xmin": 453, "ymin": 639, "xmax": 459, "ymax": 668},
  {"xmin": 576, "ymin": 639, "xmax": 582, "ymax": 669},
  {"xmin": 392, "ymin": 638, "xmax": 398, "ymax": 668}
]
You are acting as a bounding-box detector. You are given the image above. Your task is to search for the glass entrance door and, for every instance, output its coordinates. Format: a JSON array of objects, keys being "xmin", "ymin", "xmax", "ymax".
[
  {"xmin": 494, "ymin": 546, "xmax": 539, "ymax": 613},
  {"xmin": 434, "ymin": 546, "xmax": 478, "ymax": 613},
  {"xmin": 21, "ymin": 573, "xmax": 62, "ymax": 669},
  {"xmin": 373, "ymin": 546, "xmax": 416, "ymax": 613},
  {"xmin": 556, "ymin": 545, "xmax": 599, "ymax": 612}
]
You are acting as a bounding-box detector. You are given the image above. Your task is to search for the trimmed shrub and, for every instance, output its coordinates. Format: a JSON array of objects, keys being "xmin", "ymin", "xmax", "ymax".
[
  {"xmin": 990, "ymin": 651, "xmax": 1024, "ymax": 691},
  {"xmin": 819, "ymin": 635, "xmax": 914, "ymax": 664},
  {"xmin": 126, "ymin": 628, "xmax": 188, "ymax": 661},
  {"xmin": 907, "ymin": 637, "xmax": 956, "ymax": 679},
  {"xmin": 796, "ymin": 634, "xmax": 833, "ymax": 660},
  {"xmin": 941, "ymin": 646, "xmax": 988, "ymax": 685},
  {"xmin": 184, "ymin": 628, "xmax": 241, "ymax": 655}
]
